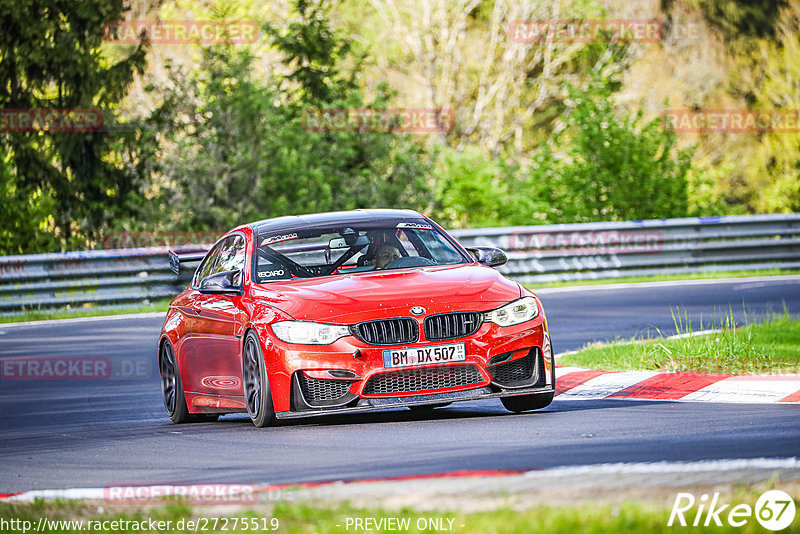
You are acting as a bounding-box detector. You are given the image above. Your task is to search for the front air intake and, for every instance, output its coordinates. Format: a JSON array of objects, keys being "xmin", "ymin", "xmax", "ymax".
[
  {"xmin": 297, "ymin": 374, "xmax": 353, "ymax": 403},
  {"xmin": 351, "ymin": 318, "xmax": 418, "ymax": 345},
  {"xmin": 488, "ymin": 348, "xmax": 541, "ymax": 388},
  {"xmin": 424, "ymin": 312, "xmax": 482, "ymax": 341},
  {"xmin": 363, "ymin": 365, "xmax": 483, "ymax": 395}
]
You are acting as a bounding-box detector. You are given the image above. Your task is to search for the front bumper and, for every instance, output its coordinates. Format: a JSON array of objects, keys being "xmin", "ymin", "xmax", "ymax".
[
  {"xmin": 285, "ymin": 342, "xmax": 551, "ymax": 416},
  {"xmin": 261, "ymin": 314, "xmax": 553, "ymax": 413},
  {"xmin": 275, "ymin": 383, "xmax": 555, "ymax": 420}
]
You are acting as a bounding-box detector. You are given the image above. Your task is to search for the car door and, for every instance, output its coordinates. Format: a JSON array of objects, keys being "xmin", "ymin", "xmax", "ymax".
[
  {"xmin": 182, "ymin": 234, "xmax": 248, "ymax": 397},
  {"xmin": 177, "ymin": 238, "xmax": 224, "ymax": 376}
]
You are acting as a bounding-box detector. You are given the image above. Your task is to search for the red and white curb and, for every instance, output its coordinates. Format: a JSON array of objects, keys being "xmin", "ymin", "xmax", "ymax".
[{"xmin": 555, "ymin": 366, "xmax": 800, "ymax": 403}]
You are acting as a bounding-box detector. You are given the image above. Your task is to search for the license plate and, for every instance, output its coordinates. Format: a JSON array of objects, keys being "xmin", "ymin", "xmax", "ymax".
[{"xmin": 382, "ymin": 343, "xmax": 466, "ymax": 368}]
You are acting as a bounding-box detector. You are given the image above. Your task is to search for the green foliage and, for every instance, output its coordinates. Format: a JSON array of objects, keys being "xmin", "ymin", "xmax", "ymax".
[
  {"xmin": 431, "ymin": 147, "xmax": 509, "ymax": 229},
  {"xmin": 525, "ymin": 82, "xmax": 693, "ymax": 223},
  {"xmin": 0, "ymin": 143, "xmax": 59, "ymax": 254},
  {"xmin": 672, "ymin": 0, "xmax": 787, "ymax": 42},
  {"xmin": 139, "ymin": 0, "xmax": 430, "ymax": 233},
  {"xmin": 263, "ymin": 0, "xmax": 354, "ymax": 103},
  {"xmin": 0, "ymin": 0, "xmax": 147, "ymax": 253},
  {"xmin": 685, "ymin": 156, "xmax": 734, "ymax": 217},
  {"xmin": 746, "ymin": 3, "xmax": 800, "ymax": 213},
  {"xmin": 4, "ymin": 0, "xmax": 798, "ymax": 256}
]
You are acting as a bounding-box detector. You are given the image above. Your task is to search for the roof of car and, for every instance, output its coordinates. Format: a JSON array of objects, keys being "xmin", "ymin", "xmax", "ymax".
[{"xmin": 246, "ymin": 209, "xmax": 429, "ymax": 235}]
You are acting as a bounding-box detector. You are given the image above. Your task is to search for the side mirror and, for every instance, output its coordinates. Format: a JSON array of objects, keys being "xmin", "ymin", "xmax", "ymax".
[
  {"xmin": 199, "ymin": 269, "xmax": 243, "ymax": 294},
  {"xmin": 467, "ymin": 247, "xmax": 508, "ymax": 268}
]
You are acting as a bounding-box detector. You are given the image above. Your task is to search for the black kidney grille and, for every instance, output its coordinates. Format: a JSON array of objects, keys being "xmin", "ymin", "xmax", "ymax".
[
  {"xmin": 363, "ymin": 365, "xmax": 483, "ymax": 395},
  {"xmin": 351, "ymin": 318, "xmax": 418, "ymax": 345},
  {"xmin": 298, "ymin": 374, "xmax": 353, "ymax": 404},
  {"xmin": 424, "ymin": 312, "xmax": 482, "ymax": 341},
  {"xmin": 489, "ymin": 350, "xmax": 538, "ymax": 386}
]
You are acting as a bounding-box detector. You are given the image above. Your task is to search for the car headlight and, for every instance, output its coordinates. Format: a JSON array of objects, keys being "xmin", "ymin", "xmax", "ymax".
[
  {"xmin": 483, "ymin": 297, "xmax": 539, "ymax": 327},
  {"xmin": 271, "ymin": 321, "xmax": 351, "ymax": 345}
]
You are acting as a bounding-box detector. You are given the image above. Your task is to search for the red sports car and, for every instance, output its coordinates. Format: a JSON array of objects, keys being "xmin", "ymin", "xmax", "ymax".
[{"xmin": 159, "ymin": 209, "xmax": 554, "ymax": 427}]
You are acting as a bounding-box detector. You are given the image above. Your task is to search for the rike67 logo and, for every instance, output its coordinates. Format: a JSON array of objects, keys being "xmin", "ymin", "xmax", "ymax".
[{"xmin": 669, "ymin": 490, "xmax": 796, "ymax": 531}]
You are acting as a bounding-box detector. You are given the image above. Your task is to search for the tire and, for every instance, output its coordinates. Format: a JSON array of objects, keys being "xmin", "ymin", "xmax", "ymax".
[
  {"xmin": 501, "ymin": 392, "xmax": 554, "ymax": 413},
  {"xmin": 160, "ymin": 341, "xmax": 221, "ymax": 424},
  {"xmin": 160, "ymin": 340, "xmax": 193, "ymax": 424},
  {"xmin": 242, "ymin": 331, "xmax": 276, "ymax": 428}
]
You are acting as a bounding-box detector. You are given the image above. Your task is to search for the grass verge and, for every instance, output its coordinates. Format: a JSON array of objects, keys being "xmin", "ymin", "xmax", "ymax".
[
  {"xmin": 0, "ymin": 299, "xmax": 171, "ymax": 324},
  {"xmin": 559, "ymin": 309, "xmax": 800, "ymax": 374},
  {"xmin": 1, "ymin": 491, "xmax": 795, "ymax": 534}
]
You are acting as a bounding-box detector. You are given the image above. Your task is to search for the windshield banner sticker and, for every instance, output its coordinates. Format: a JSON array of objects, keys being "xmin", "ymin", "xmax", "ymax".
[
  {"xmin": 396, "ymin": 222, "xmax": 433, "ymax": 230},
  {"xmin": 261, "ymin": 233, "xmax": 299, "ymax": 246}
]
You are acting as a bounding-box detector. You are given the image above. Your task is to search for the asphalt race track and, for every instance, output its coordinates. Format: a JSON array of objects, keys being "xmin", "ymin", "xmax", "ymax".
[{"xmin": 1, "ymin": 277, "xmax": 799, "ymax": 492}]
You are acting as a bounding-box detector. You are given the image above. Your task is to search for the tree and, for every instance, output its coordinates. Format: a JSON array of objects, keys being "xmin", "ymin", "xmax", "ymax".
[
  {"xmin": 675, "ymin": 0, "xmax": 787, "ymax": 43},
  {"xmin": 746, "ymin": 0, "xmax": 800, "ymax": 213},
  {"xmin": 432, "ymin": 146, "xmax": 509, "ymax": 229},
  {"xmin": 142, "ymin": 0, "xmax": 431, "ymax": 233},
  {"xmin": 366, "ymin": 0, "xmax": 637, "ymax": 157},
  {"xmin": 0, "ymin": 0, "xmax": 147, "ymax": 253},
  {"xmin": 525, "ymin": 82, "xmax": 693, "ymax": 223}
]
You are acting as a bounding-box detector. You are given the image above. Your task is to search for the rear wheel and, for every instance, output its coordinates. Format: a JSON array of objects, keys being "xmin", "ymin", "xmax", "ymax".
[
  {"xmin": 242, "ymin": 331, "xmax": 276, "ymax": 427},
  {"xmin": 160, "ymin": 341, "xmax": 217, "ymax": 423},
  {"xmin": 501, "ymin": 392, "xmax": 554, "ymax": 413}
]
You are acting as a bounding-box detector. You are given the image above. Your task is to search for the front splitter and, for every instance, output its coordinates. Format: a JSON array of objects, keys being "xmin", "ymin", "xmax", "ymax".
[{"xmin": 275, "ymin": 384, "xmax": 554, "ymax": 419}]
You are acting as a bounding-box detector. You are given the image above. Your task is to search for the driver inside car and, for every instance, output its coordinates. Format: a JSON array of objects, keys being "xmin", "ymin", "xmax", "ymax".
[{"xmin": 373, "ymin": 243, "xmax": 401, "ymax": 269}]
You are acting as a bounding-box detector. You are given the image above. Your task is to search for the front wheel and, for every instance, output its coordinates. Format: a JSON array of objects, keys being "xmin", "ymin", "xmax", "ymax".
[
  {"xmin": 501, "ymin": 392, "xmax": 554, "ymax": 413},
  {"xmin": 242, "ymin": 331, "xmax": 276, "ymax": 428}
]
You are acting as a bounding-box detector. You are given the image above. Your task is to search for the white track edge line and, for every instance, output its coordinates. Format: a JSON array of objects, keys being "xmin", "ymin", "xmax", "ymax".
[
  {"xmin": 533, "ymin": 274, "xmax": 800, "ymax": 294},
  {"xmin": 0, "ymin": 311, "xmax": 167, "ymax": 328}
]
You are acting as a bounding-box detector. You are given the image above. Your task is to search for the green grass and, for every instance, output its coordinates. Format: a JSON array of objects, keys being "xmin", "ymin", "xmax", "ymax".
[
  {"xmin": 560, "ymin": 309, "xmax": 800, "ymax": 374},
  {"xmin": 1, "ymin": 495, "xmax": 796, "ymax": 534},
  {"xmin": 524, "ymin": 268, "xmax": 800, "ymax": 289},
  {"xmin": 0, "ymin": 299, "xmax": 171, "ymax": 324}
]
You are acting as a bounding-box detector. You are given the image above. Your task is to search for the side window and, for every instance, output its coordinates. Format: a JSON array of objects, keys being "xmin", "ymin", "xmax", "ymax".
[
  {"xmin": 217, "ymin": 235, "xmax": 246, "ymax": 273},
  {"xmin": 193, "ymin": 240, "xmax": 224, "ymax": 287}
]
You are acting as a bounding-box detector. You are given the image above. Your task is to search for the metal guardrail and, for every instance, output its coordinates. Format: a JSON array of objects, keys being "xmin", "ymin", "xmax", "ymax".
[
  {"xmin": 450, "ymin": 213, "xmax": 800, "ymax": 284},
  {"xmin": 0, "ymin": 214, "xmax": 798, "ymax": 315},
  {"xmin": 0, "ymin": 246, "xmax": 207, "ymax": 314}
]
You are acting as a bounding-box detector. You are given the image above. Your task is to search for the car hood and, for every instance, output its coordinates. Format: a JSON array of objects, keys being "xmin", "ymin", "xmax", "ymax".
[{"xmin": 250, "ymin": 265, "xmax": 522, "ymax": 322}]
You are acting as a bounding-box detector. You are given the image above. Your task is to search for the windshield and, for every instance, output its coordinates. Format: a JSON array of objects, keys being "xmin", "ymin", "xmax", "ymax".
[{"xmin": 253, "ymin": 220, "xmax": 469, "ymax": 283}]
